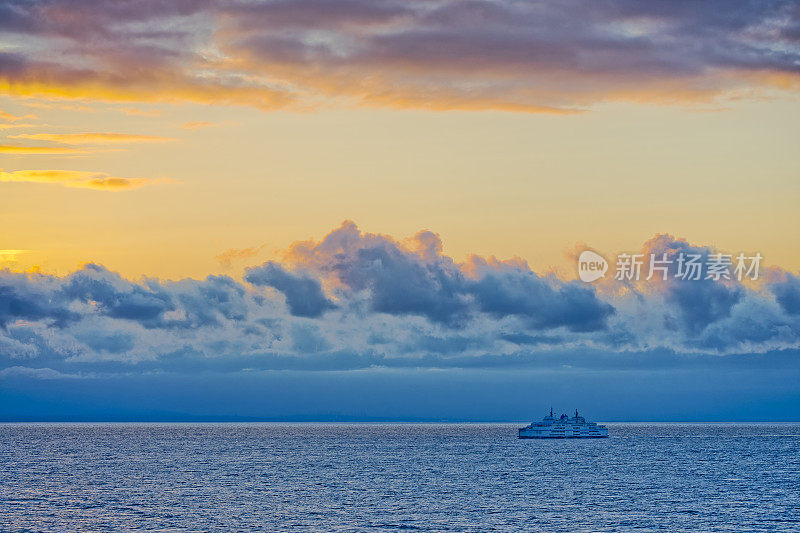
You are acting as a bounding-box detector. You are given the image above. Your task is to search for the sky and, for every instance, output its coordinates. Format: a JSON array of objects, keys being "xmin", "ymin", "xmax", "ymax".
[{"xmin": 1, "ymin": 0, "xmax": 800, "ymax": 421}]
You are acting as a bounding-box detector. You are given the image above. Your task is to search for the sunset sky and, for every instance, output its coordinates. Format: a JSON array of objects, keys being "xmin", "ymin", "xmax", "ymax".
[{"xmin": 2, "ymin": 0, "xmax": 799, "ymax": 420}]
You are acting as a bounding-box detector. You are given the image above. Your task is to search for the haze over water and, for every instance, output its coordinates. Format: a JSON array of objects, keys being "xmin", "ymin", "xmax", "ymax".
[{"xmin": 2, "ymin": 423, "xmax": 798, "ymax": 532}]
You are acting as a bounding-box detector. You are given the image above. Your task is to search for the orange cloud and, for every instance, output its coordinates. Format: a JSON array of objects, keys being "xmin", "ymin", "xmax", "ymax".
[
  {"xmin": 216, "ymin": 245, "xmax": 266, "ymax": 268},
  {"xmin": 0, "ymin": 249, "xmax": 29, "ymax": 263},
  {"xmin": 0, "ymin": 109, "xmax": 36, "ymax": 121},
  {"xmin": 0, "ymin": 123, "xmax": 40, "ymax": 130},
  {"xmin": 0, "ymin": 169, "xmax": 152, "ymax": 191},
  {"xmin": 9, "ymin": 133, "xmax": 176, "ymax": 144},
  {"xmin": 23, "ymin": 101, "xmax": 95, "ymax": 112},
  {"xmin": 0, "ymin": 145, "xmax": 89, "ymax": 154},
  {"xmin": 181, "ymin": 121, "xmax": 218, "ymax": 130},
  {"xmin": 120, "ymin": 107, "xmax": 163, "ymax": 117},
  {"xmin": 0, "ymin": 74, "xmax": 294, "ymax": 112}
]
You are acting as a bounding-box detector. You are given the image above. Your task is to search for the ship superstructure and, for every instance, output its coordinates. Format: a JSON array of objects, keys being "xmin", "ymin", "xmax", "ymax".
[{"xmin": 518, "ymin": 409, "xmax": 608, "ymax": 439}]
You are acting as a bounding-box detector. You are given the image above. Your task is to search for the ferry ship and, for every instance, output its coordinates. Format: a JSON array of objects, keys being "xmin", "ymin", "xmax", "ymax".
[{"xmin": 518, "ymin": 409, "xmax": 608, "ymax": 438}]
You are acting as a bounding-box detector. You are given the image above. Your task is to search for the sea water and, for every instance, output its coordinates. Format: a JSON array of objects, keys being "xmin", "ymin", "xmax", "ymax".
[{"xmin": 1, "ymin": 423, "xmax": 798, "ymax": 532}]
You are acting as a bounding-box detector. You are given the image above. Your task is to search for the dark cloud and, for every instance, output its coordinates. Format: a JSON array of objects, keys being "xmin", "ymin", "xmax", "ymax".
[
  {"xmin": 245, "ymin": 261, "xmax": 335, "ymax": 318},
  {"xmin": 0, "ymin": 271, "xmax": 76, "ymax": 328},
  {"xmin": 173, "ymin": 275, "xmax": 249, "ymax": 325},
  {"xmin": 0, "ymin": 3, "xmax": 33, "ymax": 32},
  {"xmin": 768, "ymin": 271, "xmax": 800, "ymax": 316},
  {"xmin": 75, "ymin": 330, "xmax": 136, "ymax": 354},
  {"xmin": 468, "ymin": 268, "xmax": 613, "ymax": 332},
  {"xmin": 61, "ymin": 264, "xmax": 257, "ymax": 329},
  {"xmin": 226, "ymin": 0, "xmax": 409, "ymax": 30},
  {"xmin": 63, "ymin": 264, "xmax": 175, "ymax": 327},
  {"xmin": 639, "ymin": 234, "xmax": 743, "ymax": 335},
  {"xmin": 335, "ymin": 244, "xmax": 469, "ymax": 325},
  {"xmin": 280, "ymin": 221, "xmax": 612, "ymax": 330},
  {"xmin": 667, "ymin": 281, "xmax": 742, "ymax": 336},
  {"xmin": 0, "ymin": 51, "xmax": 27, "ymax": 75},
  {"xmin": 1, "ymin": 0, "xmax": 798, "ymax": 110}
]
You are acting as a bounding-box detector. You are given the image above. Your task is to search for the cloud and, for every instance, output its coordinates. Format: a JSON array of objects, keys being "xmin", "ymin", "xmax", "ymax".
[
  {"xmin": 245, "ymin": 261, "xmax": 336, "ymax": 318},
  {"xmin": 0, "ymin": 108, "xmax": 35, "ymax": 121},
  {"xmin": 0, "ymin": 123, "xmax": 39, "ymax": 130},
  {"xmin": 63, "ymin": 263, "xmax": 176, "ymax": 325},
  {"xmin": 0, "ymin": 270, "xmax": 77, "ymax": 327},
  {"xmin": 0, "ymin": 49, "xmax": 294, "ymax": 111},
  {"xmin": 61, "ymin": 264, "xmax": 253, "ymax": 330},
  {"xmin": 767, "ymin": 270, "xmax": 800, "ymax": 316},
  {"xmin": 181, "ymin": 121, "xmax": 218, "ymax": 130},
  {"xmin": 0, "ymin": 249, "xmax": 28, "ymax": 263},
  {"xmin": 216, "ymin": 245, "xmax": 265, "ymax": 269},
  {"xmin": 0, "ymin": 145, "xmax": 89, "ymax": 154},
  {"xmin": 0, "ymin": 169, "xmax": 152, "ymax": 190},
  {"xmin": 0, "ymin": 223, "xmax": 798, "ymax": 382},
  {"xmin": 0, "ymin": 1, "xmax": 798, "ymax": 112},
  {"xmin": 9, "ymin": 132, "xmax": 175, "ymax": 144},
  {"xmin": 0, "ymin": 366, "xmax": 89, "ymax": 380},
  {"xmin": 637, "ymin": 234, "xmax": 744, "ymax": 335},
  {"xmin": 120, "ymin": 107, "xmax": 162, "ymax": 117},
  {"xmin": 466, "ymin": 262, "xmax": 614, "ymax": 332},
  {"xmin": 278, "ymin": 221, "xmax": 612, "ymax": 329},
  {"xmin": 23, "ymin": 101, "xmax": 95, "ymax": 112}
]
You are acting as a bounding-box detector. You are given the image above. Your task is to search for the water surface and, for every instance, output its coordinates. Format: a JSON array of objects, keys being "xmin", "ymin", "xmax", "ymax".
[{"xmin": 1, "ymin": 423, "xmax": 798, "ymax": 532}]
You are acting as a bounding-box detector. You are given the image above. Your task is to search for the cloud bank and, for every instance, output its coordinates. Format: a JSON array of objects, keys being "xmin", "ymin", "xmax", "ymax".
[
  {"xmin": 1, "ymin": 0, "xmax": 799, "ymax": 111},
  {"xmin": 1, "ymin": 222, "xmax": 798, "ymax": 382}
]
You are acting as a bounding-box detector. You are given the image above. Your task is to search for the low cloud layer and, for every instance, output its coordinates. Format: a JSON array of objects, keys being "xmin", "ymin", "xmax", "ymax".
[
  {"xmin": 1, "ymin": 0, "xmax": 798, "ymax": 111},
  {"xmin": 1, "ymin": 222, "xmax": 798, "ymax": 380}
]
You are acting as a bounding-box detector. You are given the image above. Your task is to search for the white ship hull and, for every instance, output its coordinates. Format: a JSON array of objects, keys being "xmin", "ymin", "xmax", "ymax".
[{"xmin": 518, "ymin": 427, "xmax": 608, "ymax": 439}]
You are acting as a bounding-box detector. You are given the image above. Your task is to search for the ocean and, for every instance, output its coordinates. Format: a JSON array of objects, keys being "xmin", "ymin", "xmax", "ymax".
[{"xmin": 1, "ymin": 423, "xmax": 798, "ymax": 532}]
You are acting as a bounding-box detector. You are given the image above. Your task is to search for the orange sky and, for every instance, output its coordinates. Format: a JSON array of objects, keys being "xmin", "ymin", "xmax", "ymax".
[{"xmin": 2, "ymin": 97, "xmax": 799, "ymax": 280}]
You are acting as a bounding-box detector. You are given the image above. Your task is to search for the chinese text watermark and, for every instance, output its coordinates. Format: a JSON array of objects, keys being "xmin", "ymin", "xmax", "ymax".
[{"xmin": 578, "ymin": 251, "xmax": 762, "ymax": 283}]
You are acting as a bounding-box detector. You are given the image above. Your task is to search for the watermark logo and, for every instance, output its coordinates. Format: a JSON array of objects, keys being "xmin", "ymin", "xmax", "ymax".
[
  {"xmin": 577, "ymin": 250, "xmax": 762, "ymax": 283},
  {"xmin": 577, "ymin": 250, "xmax": 608, "ymax": 282}
]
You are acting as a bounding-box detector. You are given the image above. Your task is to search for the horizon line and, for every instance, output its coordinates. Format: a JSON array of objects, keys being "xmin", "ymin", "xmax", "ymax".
[{"xmin": 3, "ymin": 419, "xmax": 799, "ymax": 424}]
